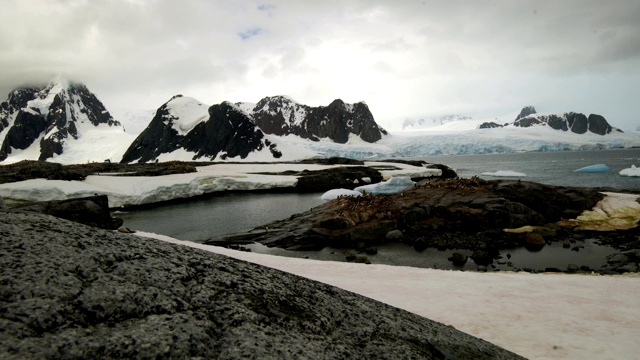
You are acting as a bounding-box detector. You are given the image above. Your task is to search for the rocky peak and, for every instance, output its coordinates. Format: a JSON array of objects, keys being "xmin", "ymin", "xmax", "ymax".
[
  {"xmin": 250, "ymin": 96, "xmax": 386, "ymax": 143},
  {"xmin": 515, "ymin": 106, "xmax": 537, "ymax": 121},
  {"xmin": 0, "ymin": 76, "xmax": 121, "ymax": 161}
]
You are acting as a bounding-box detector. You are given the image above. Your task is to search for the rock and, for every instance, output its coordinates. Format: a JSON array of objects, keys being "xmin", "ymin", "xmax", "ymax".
[
  {"xmin": 8, "ymin": 195, "xmax": 121, "ymax": 230},
  {"xmin": 478, "ymin": 121, "xmax": 504, "ymax": 129},
  {"xmin": 616, "ymin": 263, "xmax": 639, "ymax": 273},
  {"xmin": 386, "ymin": 229, "xmax": 403, "ymax": 240},
  {"xmin": 250, "ymin": 96, "xmax": 388, "ymax": 143},
  {"xmin": 295, "ymin": 166, "xmax": 383, "ymax": 192},
  {"xmin": 354, "ymin": 255, "xmax": 371, "ymax": 264},
  {"xmin": 471, "ymin": 250, "xmax": 492, "ymax": 266},
  {"xmin": 523, "ymin": 233, "xmax": 546, "ymax": 251},
  {"xmin": 117, "ymin": 226, "xmax": 136, "ymax": 233},
  {"xmin": 344, "ymin": 249, "xmax": 357, "ymax": 261},
  {"xmin": 621, "ymin": 249, "xmax": 640, "ymax": 262},
  {"xmin": 0, "ymin": 212, "xmax": 525, "ymax": 359},
  {"xmin": 606, "ymin": 253, "xmax": 630, "ymax": 266},
  {"xmin": 413, "ymin": 238, "xmax": 428, "ymax": 252},
  {"xmin": 450, "ymin": 252, "xmax": 469, "ymax": 266},
  {"xmin": 567, "ymin": 264, "xmax": 580, "ymax": 273},
  {"xmin": 365, "ymin": 247, "xmax": 378, "ymax": 255},
  {"xmin": 0, "ymin": 196, "xmax": 5, "ymax": 210},
  {"xmin": 477, "ymin": 265, "xmax": 487, "ymax": 272},
  {"xmin": 563, "ymin": 240, "xmax": 571, "ymax": 248},
  {"xmin": 515, "ymin": 106, "xmax": 537, "ymax": 121}
]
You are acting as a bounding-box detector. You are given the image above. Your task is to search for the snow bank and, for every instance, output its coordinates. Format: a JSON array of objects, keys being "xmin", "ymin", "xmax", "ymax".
[
  {"xmin": 558, "ymin": 192, "xmax": 640, "ymax": 231},
  {"xmin": 321, "ymin": 189, "xmax": 362, "ymax": 201},
  {"xmin": 138, "ymin": 231, "xmax": 640, "ymax": 360},
  {"xmin": 355, "ymin": 176, "xmax": 415, "ymax": 194}
]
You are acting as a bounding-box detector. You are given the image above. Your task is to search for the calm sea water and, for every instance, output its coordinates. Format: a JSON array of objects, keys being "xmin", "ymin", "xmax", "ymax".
[{"xmin": 117, "ymin": 148, "xmax": 640, "ymax": 243}]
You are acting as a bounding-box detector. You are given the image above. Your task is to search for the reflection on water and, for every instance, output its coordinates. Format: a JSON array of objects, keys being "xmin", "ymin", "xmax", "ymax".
[
  {"xmin": 245, "ymin": 238, "xmax": 619, "ymax": 272},
  {"xmin": 116, "ymin": 192, "xmax": 326, "ymax": 242}
]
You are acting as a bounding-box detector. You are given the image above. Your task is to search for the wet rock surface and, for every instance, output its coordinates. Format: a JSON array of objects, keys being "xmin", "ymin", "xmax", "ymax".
[
  {"xmin": 207, "ymin": 178, "xmax": 640, "ymax": 274},
  {"xmin": 0, "ymin": 212, "xmax": 523, "ymax": 359}
]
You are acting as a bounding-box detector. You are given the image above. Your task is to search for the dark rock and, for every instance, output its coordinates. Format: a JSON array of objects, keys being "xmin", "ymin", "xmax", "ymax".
[
  {"xmin": 295, "ymin": 166, "xmax": 382, "ymax": 192},
  {"xmin": 450, "ymin": 252, "xmax": 469, "ymax": 266},
  {"xmin": 423, "ymin": 163, "xmax": 458, "ymax": 179},
  {"xmin": 606, "ymin": 253, "xmax": 630, "ymax": 266},
  {"xmin": 344, "ymin": 249, "xmax": 357, "ymax": 261},
  {"xmin": 523, "ymin": 233, "xmax": 546, "ymax": 251},
  {"xmin": 365, "ymin": 247, "xmax": 378, "ymax": 255},
  {"xmin": 587, "ymin": 114, "xmax": 613, "ymax": 135},
  {"xmin": 250, "ymin": 96, "xmax": 387, "ymax": 143},
  {"xmin": 563, "ymin": 240, "xmax": 571, "ymax": 248},
  {"xmin": 568, "ymin": 112, "xmax": 588, "ymax": 134},
  {"xmin": 354, "ymin": 255, "xmax": 371, "ymax": 264},
  {"xmin": 567, "ymin": 264, "xmax": 580, "ymax": 273},
  {"xmin": 471, "ymin": 250, "xmax": 492, "ymax": 266},
  {"xmin": 8, "ymin": 195, "xmax": 120, "ymax": 230},
  {"xmin": 511, "ymin": 110, "xmax": 617, "ymax": 135},
  {"xmin": 413, "ymin": 238, "xmax": 428, "ymax": 252},
  {"xmin": 478, "ymin": 121, "xmax": 504, "ymax": 129},
  {"xmin": 0, "ymin": 212, "xmax": 525, "ymax": 359},
  {"xmin": 616, "ymin": 263, "xmax": 639, "ymax": 273},
  {"xmin": 515, "ymin": 106, "xmax": 537, "ymax": 121},
  {"xmin": 121, "ymin": 97, "xmax": 279, "ymax": 163}
]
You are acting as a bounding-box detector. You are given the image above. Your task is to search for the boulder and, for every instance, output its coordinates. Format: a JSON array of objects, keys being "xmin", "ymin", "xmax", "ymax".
[
  {"xmin": 450, "ymin": 252, "xmax": 469, "ymax": 266},
  {"xmin": 523, "ymin": 233, "xmax": 546, "ymax": 251},
  {"xmin": 8, "ymin": 195, "xmax": 122, "ymax": 230},
  {"xmin": 0, "ymin": 212, "xmax": 525, "ymax": 359}
]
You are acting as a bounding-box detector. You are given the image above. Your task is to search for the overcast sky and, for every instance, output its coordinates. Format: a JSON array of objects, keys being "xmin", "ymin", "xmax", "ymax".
[{"xmin": 1, "ymin": 0, "xmax": 639, "ymax": 131}]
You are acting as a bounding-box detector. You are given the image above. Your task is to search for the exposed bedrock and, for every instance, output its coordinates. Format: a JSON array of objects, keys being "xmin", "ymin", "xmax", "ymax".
[
  {"xmin": 208, "ymin": 178, "xmax": 609, "ymax": 254},
  {"xmin": 0, "ymin": 212, "xmax": 524, "ymax": 359}
]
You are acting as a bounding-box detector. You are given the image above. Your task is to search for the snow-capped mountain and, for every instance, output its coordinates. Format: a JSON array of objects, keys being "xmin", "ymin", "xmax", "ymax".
[
  {"xmin": 238, "ymin": 95, "xmax": 387, "ymax": 143},
  {"xmin": 120, "ymin": 95, "xmax": 284, "ymax": 163},
  {"xmin": 479, "ymin": 106, "xmax": 621, "ymax": 135},
  {"xmin": 0, "ymin": 76, "xmax": 130, "ymax": 162},
  {"xmin": 401, "ymin": 114, "xmax": 473, "ymax": 130}
]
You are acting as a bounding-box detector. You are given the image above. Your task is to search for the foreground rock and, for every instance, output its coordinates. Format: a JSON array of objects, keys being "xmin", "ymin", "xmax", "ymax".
[{"xmin": 0, "ymin": 212, "xmax": 523, "ymax": 359}]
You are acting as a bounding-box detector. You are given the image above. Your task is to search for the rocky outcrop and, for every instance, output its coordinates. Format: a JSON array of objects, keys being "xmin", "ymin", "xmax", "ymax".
[
  {"xmin": 515, "ymin": 106, "xmax": 537, "ymax": 121},
  {"xmin": 121, "ymin": 96, "xmax": 281, "ymax": 163},
  {"xmin": 514, "ymin": 111, "xmax": 619, "ymax": 135},
  {"xmin": 208, "ymin": 178, "xmax": 606, "ymax": 261},
  {"xmin": 0, "ymin": 160, "xmax": 197, "ymax": 184},
  {"xmin": 246, "ymin": 96, "xmax": 387, "ymax": 143},
  {"xmin": 478, "ymin": 121, "xmax": 505, "ymax": 129},
  {"xmin": 7, "ymin": 195, "xmax": 122, "ymax": 230},
  {"xmin": 0, "ymin": 211, "xmax": 524, "ymax": 359},
  {"xmin": 0, "ymin": 77, "xmax": 121, "ymax": 162}
]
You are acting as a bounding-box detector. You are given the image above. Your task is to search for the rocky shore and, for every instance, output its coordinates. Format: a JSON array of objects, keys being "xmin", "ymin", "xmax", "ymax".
[
  {"xmin": 207, "ymin": 177, "xmax": 640, "ymax": 274},
  {"xmin": 0, "ymin": 211, "xmax": 524, "ymax": 359}
]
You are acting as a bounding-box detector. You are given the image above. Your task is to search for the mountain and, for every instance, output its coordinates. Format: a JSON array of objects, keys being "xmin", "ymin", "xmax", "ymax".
[
  {"xmin": 478, "ymin": 106, "xmax": 621, "ymax": 135},
  {"xmin": 122, "ymin": 95, "xmax": 387, "ymax": 163},
  {"xmin": 401, "ymin": 115, "xmax": 473, "ymax": 130},
  {"xmin": 239, "ymin": 96, "xmax": 386, "ymax": 143},
  {"xmin": 0, "ymin": 76, "xmax": 125, "ymax": 162},
  {"xmin": 120, "ymin": 95, "xmax": 282, "ymax": 163}
]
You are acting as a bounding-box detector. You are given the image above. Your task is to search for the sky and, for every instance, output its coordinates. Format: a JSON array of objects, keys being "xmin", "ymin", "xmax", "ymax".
[{"xmin": 1, "ymin": 0, "xmax": 639, "ymax": 131}]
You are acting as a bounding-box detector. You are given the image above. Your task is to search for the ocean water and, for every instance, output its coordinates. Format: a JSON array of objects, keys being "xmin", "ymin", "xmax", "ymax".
[
  {"xmin": 117, "ymin": 148, "xmax": 640, "ymax": 243},
  {"xmin": 417, "ymin": 148, "xmax": 640, "ymax": 190}
]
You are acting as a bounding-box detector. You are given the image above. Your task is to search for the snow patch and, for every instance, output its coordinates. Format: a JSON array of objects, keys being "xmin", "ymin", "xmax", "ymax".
[
  {"xmin": 355, "ymin": 176, "xmax": 415, "ymax": 194},
  {"xmin": 321, "ymin": 188, "xmax": 362, "ymax": 201}
]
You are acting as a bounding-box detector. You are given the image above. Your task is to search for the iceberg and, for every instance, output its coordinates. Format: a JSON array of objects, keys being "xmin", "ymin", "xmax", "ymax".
[
  {"xmin": 619, "ymin": 165, "xmax": 640, "ymax": 177},
  {"xmin": 481, "ymin": 170, "xmax": 527, "ymax": 177},
  {"xmin": 574, "ymin": 164, "xmax": 611, "ymax": 173},
  {"xmin": 355, "ymin": 176, "xmax": 415, "ymax": 194},
  {"xmin": 321, "ymin": 188, "xmax": 362, "ymax": 201}
]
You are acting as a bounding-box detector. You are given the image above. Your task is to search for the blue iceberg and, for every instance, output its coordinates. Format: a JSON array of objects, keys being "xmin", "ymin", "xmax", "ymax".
[{"xmin": 573, "ymin": 164, "xmax": 611, "ymax": 173}]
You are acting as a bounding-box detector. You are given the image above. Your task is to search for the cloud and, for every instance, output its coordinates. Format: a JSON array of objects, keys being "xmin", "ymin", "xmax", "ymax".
[{"xmin": 0, "ymin": 0, "xmax": 639, "ymax": 130}]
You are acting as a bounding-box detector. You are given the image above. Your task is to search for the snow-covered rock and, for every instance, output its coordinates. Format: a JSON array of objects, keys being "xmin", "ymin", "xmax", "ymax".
[
  {"xmin": 355, "ymin": 176, "xmax": 415, "ymax": 195},
  {"xmin": 0, "ymin": 76, "xmax": 130, "ymax": 163},
  {"xmin": 239, "ymin": 95, "xmax": 387, "ymax": 143},
  {"xmin": 321, "ymin": 188, "xmax": 362, "ymax": 201}
]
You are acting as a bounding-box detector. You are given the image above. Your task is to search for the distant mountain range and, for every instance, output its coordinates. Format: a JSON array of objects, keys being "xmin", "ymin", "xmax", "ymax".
[
  {"xmin": 0, "ymin": 77, "xmax": 634, "ymax": 164},
  {"xmin": 478, "ymin": 106, "xmax": 621, "ymax": 135}
]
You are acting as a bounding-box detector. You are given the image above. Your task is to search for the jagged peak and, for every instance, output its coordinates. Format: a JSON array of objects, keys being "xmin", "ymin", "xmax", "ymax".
[{"xmin": 515, "ymin": 106, "xmax": 537, "ymax": 121}]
